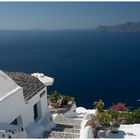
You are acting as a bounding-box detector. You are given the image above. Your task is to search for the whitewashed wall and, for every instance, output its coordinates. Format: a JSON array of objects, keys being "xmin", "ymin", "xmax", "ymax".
[
  {"xmin": 0, "ymin": 86, "xmax": 52, "ymax": 130},
  {"xmin": 0, "ymin": 87, "xmax": 25, "ymax": 125},
  {"xmin": 23, "ymin": 87, "xmax": 49, "ymax": 127},
  {"xmin": 79, "ymin": 113, "xmax": 95, "ymax": 138},
  {"xmin": 63, "ymin": 103, "xmax": 77, "ymax": 118},
  {"xmin": 25, "ymin": 87, "xmax": 54, "ymax": 137}
]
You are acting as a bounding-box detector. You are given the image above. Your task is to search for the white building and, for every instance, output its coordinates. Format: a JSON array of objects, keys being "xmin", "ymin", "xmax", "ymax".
[{"xmin": 0, "ymin": 70, "xmax": 54, "ymax": 138}]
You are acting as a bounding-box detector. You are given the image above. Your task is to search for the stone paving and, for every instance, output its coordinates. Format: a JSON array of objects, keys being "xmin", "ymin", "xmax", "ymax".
[{"xmin": 44, "ymin": 114, "xmax": 82, "ymax": 138}]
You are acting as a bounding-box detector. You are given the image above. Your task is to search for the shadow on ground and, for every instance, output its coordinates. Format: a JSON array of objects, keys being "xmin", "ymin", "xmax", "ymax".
[
  {"xmin": 100, "ymin": 130, "xmax": 126, "ymax": 138},
  {"xmin": 51, "ymin": 123, "xmax": 73, "ymax": 132},
  {"xmin": 43, "ymin": 123, "xmax": 74, "ymax": 138}
]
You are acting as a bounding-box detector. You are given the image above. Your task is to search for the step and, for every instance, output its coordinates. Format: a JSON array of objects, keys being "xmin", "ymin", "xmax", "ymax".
[
  {"xmin": 63, "ymin": 128, "xmax": 80, "ymax": 134},
  {"xmin": 54, "ymin": 120, "xmax": 81, "ymax": 126},
  {"xmin": 48, "ymin": 131, "xmax": 80, "ymax": 139},
  {"xmin": 51, "ymin": 127, "xmax": 80, "ymax": 133},
  {"xmin": 56, "ymin": 123, "xmax": 81, "ymax": 129},
  {"xmin": 54, "ymin": 119, "xmax": 81, "ymax": 124},
  {"xmin": 54, "ymin": 115, "xmax": 82, "ymax": 126}
]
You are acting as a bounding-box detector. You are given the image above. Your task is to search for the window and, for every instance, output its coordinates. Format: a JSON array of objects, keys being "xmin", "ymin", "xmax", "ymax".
[
  {"xmin": 10, "ymin": 118, "xmax": 17, "ymax": 125},
  {"xmin": 40, "ymin": 91, "xmax": 45, "ymax": 98},
  {"xmin": 33, "ymin": 101, "xmax": 42, "ymax": 122},
  {"xmin": 33, "ymin": 104, "xmax": 38, "ymax": 121},
  {"xmin": 10, "ymin": 116, "xmax": 23, "ymax": 126}
]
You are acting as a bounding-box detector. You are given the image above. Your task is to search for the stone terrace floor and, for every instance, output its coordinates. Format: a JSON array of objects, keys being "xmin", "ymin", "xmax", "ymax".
[{"xmin": 43, "ymin": 114, "xmax": 82, "ymax": 138}]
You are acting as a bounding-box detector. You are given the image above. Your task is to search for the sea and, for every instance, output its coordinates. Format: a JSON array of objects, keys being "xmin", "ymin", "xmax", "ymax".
[{"xmin": 0, "ymin": 30, "xmax": 140, "ymax": 109}]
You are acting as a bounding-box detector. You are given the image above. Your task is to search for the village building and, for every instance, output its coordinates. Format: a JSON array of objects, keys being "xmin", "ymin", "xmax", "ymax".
[{"xmin": 0, "ymin": 70, "xmax": 54, "ymax": 138}]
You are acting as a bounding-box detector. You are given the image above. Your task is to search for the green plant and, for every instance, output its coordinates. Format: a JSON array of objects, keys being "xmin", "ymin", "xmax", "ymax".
[
  {"xmin": 48, "ymin": 91, "xmax": 61, "ymax": 103},
  {"xmin": 107, "ymin": 110, "xmax": 120, "ymax": 121},
  {"xmin": 93, "ymin": 99, "xmax": 104, "ymax": 112},
  {"xmin": 111, "ymin": 119, "xmax": 120, "ymax": 128},
  {"xmin": 92, "ymin": 100, "xmax": 140, "ymax": 125},
  {"xmin": 96, "ymin": 111, "xmax": 111, "ymax": 126},
  {"xmin": 62, "ymin": 96, "xmax": 73, "ymax": 106},
  {"xmin": 133, "ymin": 108, "xmax": 140, "ymax": 123},
  {"xmin": 119, "ymin": 112, "xmax": 135, "ymax": 124},
  {"xmin": 112, "ymin": 122, "xmax": 120, "ymax": 128},
  {"xmin": 111, "ymin": 119, "xmax": 120, "ymax": 133},
  {"xmin": 118, "ymin": 109, "xmax": 140, "ymax": 124}
]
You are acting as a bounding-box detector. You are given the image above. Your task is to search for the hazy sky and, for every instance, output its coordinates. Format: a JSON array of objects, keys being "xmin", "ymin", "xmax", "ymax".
[{"xmin": 0, "ymin": 2, "xmax": 140, "ymax": 30}]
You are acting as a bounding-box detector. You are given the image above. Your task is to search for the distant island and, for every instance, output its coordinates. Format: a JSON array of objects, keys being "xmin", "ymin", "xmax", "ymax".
[{"xmin": 94, "ymin": 21, "xmax": 140, "ymax": 32}]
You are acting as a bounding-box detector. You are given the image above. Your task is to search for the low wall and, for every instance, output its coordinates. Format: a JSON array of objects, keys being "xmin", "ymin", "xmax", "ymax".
[{"xmin": 79, "ymin": 113, "xmax": 95, "ymax": 138}]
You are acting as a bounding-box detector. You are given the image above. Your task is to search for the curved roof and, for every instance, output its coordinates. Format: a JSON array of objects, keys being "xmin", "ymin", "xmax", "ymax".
[{"xmin": 0, "ymin": 70, "xmax": 18, "ymax": 98}]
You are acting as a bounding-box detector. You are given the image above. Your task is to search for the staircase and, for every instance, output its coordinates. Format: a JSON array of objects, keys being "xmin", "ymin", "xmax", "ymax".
[{"xmin": 44, "ymin": 114, "xmax": 82, "ymax": 138}]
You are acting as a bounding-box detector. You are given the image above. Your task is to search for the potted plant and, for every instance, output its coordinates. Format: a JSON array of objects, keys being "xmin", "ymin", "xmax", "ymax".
[
  {"xmin": 110, "ymin": 119, "xmax": 120, "ymax": 133},
  {"xmin": 48, "ymin": 91, "xmax": 61, "ymax": 108},
  {"xmin": 61, "ymin": 96, "xmax": 73, "ymax": 106}
]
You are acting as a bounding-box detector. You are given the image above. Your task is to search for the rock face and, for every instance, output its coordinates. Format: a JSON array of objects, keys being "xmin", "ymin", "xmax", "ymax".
[{"xmin": 94, "ymin": 21, "xmax": 140, "ymax": 32}]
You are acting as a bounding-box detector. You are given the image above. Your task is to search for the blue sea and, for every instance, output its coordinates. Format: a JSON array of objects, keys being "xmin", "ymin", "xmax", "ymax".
[{"xmin": 0, "ymin": 30, "xmax": 140, "ymax": 109}]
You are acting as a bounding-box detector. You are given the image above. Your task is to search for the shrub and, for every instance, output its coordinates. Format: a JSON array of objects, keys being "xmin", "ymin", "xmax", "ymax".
[
  {"xmin": 111, "ymin": 121, "xmax": 120, "ymax": 128},
  {"xmin": 99, "ymin": 103, "xmax": 139, "ymax": 125},
  {"xmin": 107, "ymin": 110, "xmax": 120, "ymax": 121},
  {"xmin": 96, "ymin": 111, "xmax": 111, "ymax": 126},
  {"xmin": 118, "ymin": 109, "xmax": 140, "ymax": 124},
  {"xmin": 110, "ymin": 103, "xmax": 129, "ymax": 112},
  {"xmin": 93, "ymin": 99, "xmax": 104, "ymax": 112},
  {"xmin": 48, "ymin": 91, "xmax": 61, "ymax": 103},
  {"xmin": 123, "ymin": 112, "xmax": 135, "ymax": 124},
  {"xmin": 48, "ymin": 91, "xmax": 74, "ymax": 107},
  {"xmin": 133, "ymin": 108, "xmax": 140, "ymax": 123},
  {"xmin": 62, "ymin": 96, "xmax": 73, "ymax": 106},
  {"xmin": 115, "ymin": 112, "xmax": 135, "ymax": 124}
]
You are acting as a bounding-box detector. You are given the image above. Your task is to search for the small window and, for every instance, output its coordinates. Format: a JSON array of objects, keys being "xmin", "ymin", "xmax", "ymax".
[
  {"xmin": 10, "ymin": 118, "xmax": 17, "ymax": 125},
  {"xmin": 40, "ymin": 91, "xmax": 45, "ymax": 98},
  {"xmin": 10, "ymin": 116, "xmax": 23, "ymax": 126},
  {"xmin": 34, "ymin": 104, "xmax": 38, "ymax": 121},
  {"xmin": 33, "ymin": 101, "xmax": 42, "ymax": 122}
]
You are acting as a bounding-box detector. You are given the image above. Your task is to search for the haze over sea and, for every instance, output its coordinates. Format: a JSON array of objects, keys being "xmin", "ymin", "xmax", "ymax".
[{"xmin": 0, "ymin": 30, "xmax": 140, "ymax": 109}]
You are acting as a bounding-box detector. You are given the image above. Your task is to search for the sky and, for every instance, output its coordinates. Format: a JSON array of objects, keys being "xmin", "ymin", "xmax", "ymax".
[{"xmin": 0, "ymin": 2, "xmax": 140, "ymax": 30}]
